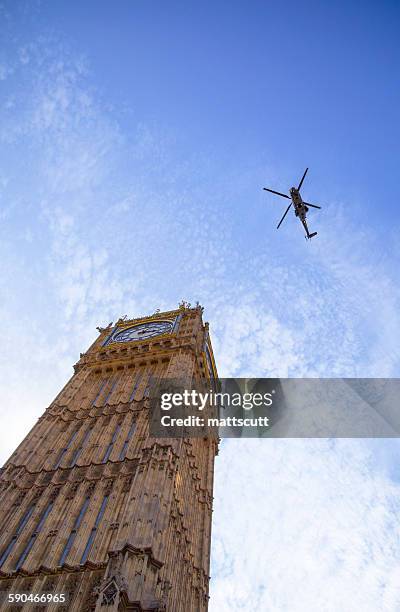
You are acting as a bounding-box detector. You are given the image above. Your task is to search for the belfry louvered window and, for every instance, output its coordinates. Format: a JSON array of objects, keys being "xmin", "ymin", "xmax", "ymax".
[
  {"xmin": 118, "ymin": 420, "xmax": 136, "ymax": 460},
  {"xmin": 129, "ymin": 371, "xmax": 142, "ymax": 402},
  {"xmin": 143, "ymin": 369, "xmax": 154, "ymax": 398},
  {"xmin": 15, "ymin": 502, "xmax": 53, "ymax": 570},
  {"xmin": 80, "ymin": 495, "xmax": 108, "ymax": 564},
  {"xmin": 0, "ymin": 505, "xmax": 35, "ymax": 567},
  {"xmin": 92, "ymin": 378, "xmax": 108, "ymax": 406},
  {"xmin": 102, "ymin": 423, "xmax": 121, "ymax": 463},
  {"xmin": 59, "ymin": 496, "xmax": 90, "ymax": 566},
  {"xmin": 103, "ymin": 378, "xmax": 118, "ymax": 405},
  {"xmin": 69, "ymin": 428, "xmax": 92, "ymax": 467},
  {"xmin": 53, "ymin": 429, "xmax": 78, "ymax": 469}
]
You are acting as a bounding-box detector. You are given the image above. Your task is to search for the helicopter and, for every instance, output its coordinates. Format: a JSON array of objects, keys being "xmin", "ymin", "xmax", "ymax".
[{"xmin": 263, "ymin": 168, "xmax": 321, "ymax": 239}]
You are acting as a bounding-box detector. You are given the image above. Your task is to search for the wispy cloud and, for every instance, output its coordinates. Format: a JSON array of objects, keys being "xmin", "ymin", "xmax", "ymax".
[
  {"xmin": 211, "ymin": 438, "xmax": 400, "ymax": 611},
  {"xmin": 0, "ymin": 26, "xmax": 400, "ymax": 612}
]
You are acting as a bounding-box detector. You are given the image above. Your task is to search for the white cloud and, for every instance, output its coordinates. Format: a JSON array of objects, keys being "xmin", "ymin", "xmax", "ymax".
[
  {"xmin": 210, "ymin": 439, "xmax": 400, "ymax": 612},
  {"xmin": 0, "ymin": 30, "xmax": 400, "ymax": 612}
]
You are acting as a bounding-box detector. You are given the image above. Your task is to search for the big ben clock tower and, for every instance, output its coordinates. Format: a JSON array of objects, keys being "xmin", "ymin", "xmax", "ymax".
[{"xmin": 0, "ymin": 304, "xmax": 218, "ymax": 611}]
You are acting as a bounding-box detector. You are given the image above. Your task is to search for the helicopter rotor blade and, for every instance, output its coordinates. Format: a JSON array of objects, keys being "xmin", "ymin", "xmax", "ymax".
[
  {"xmin": 303, "ymin": 201, "xmax": 321, "ymax": 209},
  {"xmin": 277, "ymin": 203, "xmax": 292, "ymax": 229},
  {"xmin": 297, "ymin": 167, "xmax": 308, "ymax": 191},
  {"xmin": 263, "ymin": 187, "xmax": 290, "ymax": 199}
]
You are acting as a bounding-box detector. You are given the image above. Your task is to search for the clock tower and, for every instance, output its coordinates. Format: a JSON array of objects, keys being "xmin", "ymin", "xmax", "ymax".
[{"xmin": 0, "ymin": 304, "xmax": 218, "ymax": 611}]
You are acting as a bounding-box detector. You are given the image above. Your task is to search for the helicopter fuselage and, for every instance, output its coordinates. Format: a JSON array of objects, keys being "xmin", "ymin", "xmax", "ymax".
[
  {"xmin": 289, "ymin": 187, "xmax": 316, "ymax": 239},
  {"xmin": 289, "ymin": 187, "xmax": 309, "ymax": 219}
]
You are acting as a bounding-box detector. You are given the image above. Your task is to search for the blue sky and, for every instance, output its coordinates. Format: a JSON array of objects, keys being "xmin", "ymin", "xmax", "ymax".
[{"xmin": 1, "ymin": 1, "xmax": 400, "ymax": 610}]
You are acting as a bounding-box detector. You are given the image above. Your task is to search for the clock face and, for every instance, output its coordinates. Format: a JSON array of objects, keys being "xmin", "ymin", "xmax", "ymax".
[{"xmin": 111, "ymin": 321, "xmax": 173, "ymax": 343}]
